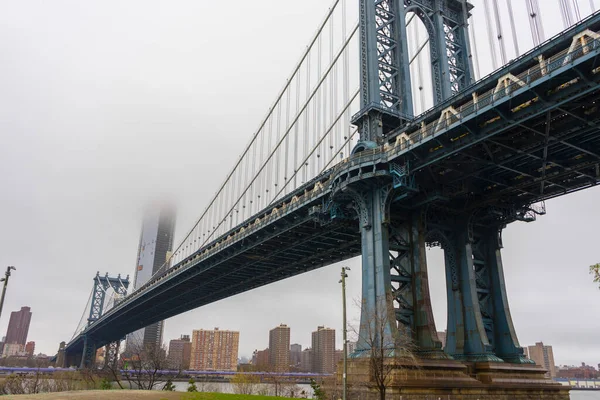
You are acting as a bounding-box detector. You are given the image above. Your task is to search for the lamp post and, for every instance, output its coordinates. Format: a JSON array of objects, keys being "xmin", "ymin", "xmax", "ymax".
[
  {"xmin": 0, "ymin": 266, "xmax": 16, "ymax": 322},
  {"xmin": 339, "ymin": 266, "xmax": 350, "ymax": 400}
]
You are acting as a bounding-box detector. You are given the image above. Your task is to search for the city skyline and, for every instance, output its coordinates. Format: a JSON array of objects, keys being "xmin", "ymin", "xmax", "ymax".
[{"xmin": 0, "ymin": 0, "xmax": 599, "ymax": 367}]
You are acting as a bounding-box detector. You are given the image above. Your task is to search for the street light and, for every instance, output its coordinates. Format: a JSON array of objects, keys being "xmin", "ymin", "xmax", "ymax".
[
  {"xmin": 0, "ymin": 266, "xmax": 16, "ymax": 322},
  {"xmin": 339, "ymin": 266, "xmax": 350, "ymax": 400}
]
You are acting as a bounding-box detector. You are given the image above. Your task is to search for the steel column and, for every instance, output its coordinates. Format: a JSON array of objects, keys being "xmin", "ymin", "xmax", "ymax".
[
  {"xmin": 355, "ymin": 187, "xmax": 398, "ymax": 354},
  {"xmin": 80, "ymin": 335, "xmax": 97, "ymax": 369},
  {"xmin": 408, "ymin": 214, "xmax": 445, "ymax": 357},
  {"xmin": 445, "ymin": 223, "xmax": 502, "ymax": 361},
  {"xmin": 480, "ymin": 228, "xmax": 532, "ymax": 363}
]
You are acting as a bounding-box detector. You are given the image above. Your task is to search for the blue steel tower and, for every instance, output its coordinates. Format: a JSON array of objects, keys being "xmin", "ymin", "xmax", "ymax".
[{"xmin": 126, "ymin": 205, "xmax": 176, "ymax": 352}]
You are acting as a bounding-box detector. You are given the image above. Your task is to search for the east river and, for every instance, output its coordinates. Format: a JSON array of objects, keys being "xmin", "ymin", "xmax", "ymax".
[{"xmin": 572, "ymin": 392, "xmax": 600, "ymax": 400}]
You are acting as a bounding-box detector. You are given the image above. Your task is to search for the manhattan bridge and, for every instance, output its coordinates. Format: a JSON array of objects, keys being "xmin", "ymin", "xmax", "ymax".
[{"xmin": 63, "ymin": 0, "xmax": 600, "ymax": 396}]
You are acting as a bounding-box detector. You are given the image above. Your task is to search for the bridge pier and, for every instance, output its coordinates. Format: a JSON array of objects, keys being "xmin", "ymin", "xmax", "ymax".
[
  {"xmin": 334, "ymin": 179, "xmax": 568, "ymax": 400},
  {"xmin": 80, "ymin": 335, "xmax": 97, "ymax": 369},
  {"xmin": 439, "ymin": 217, "xmax": 531, "ymax": 364},
  {"xmin": 338, "ymin": 184, "xmax": 565, "ymax": 398},
  {"xmin": 350, "ymin": 185, "xmax": 445, "ymax": 359}
]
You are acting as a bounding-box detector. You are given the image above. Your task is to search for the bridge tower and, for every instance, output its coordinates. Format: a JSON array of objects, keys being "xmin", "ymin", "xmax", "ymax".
[
  {"xmin": 350, "ymin": 0, "xmax": 530, "ymax": 366},
  {"xmin": 352, "ymin": 0, "xmax": 475, "ymax": 145},
  {"xmin": 80, "ymin": 272, "xmax": 129, "ymax": 369}
]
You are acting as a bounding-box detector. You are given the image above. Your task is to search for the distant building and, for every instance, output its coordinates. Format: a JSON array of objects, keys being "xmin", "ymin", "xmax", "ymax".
[
  {"xmin": 190, "ymin": 328, "xmax": 239, "ymax": 371},
  {"xmin": 290, "ymin": 343, "xmax": 302, "ymax": 368},
  {"xmin": 25, "ymin": 342, "xmax": 35, "ymax": 357},
  {"xmin": 335, "ymin": 349, "xmax": 344, "ymax": 365},
  {"xmin": 557, "ymin": 363, "xmax": 599, "ymax": 380},
  {"xmin": 168, "ymin": 335, "xmax": 192, "ymax": 370},
  {"xmin": 300, "ymin": 348, "xmax": 313, "ymax": 372},
  {"xmin": 5, "ymin": 307, "xmax": 32, "ymax": 346},
  {"xmin": 2, "ymin": 343, "xmax": 25, "ymax": 357},
  {"xmin": 269, "ymin": 324, "xmax": 290, "ymax": 372},
  {"xmin": 312, "ymin": 326, "xmax": 336, "ymax": 374},
  {"xmin": 252, "ymin": 348, "xmax": 270, "ymax": 370},
  {"xmin": 95, "ymin": 347, "xmax": 105, "ymax": 366},
  {"xmin": 527, "ymin": 342, "xmax": 556, "ymax": 378},
  {"xmin": 126, "ymin": 205, "xmax": 176, "ymax": 353}
]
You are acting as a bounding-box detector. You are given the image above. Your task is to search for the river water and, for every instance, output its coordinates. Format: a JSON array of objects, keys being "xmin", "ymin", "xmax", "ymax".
[{"xmin": 571, "ymin": 392, "xmax": 600, "ymax": 400}]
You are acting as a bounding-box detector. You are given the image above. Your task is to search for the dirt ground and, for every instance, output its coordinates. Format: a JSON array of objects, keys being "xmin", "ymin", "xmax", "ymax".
[{"xmin": 3, "ymin": 390, "xmax": 188, "ymax": 400}]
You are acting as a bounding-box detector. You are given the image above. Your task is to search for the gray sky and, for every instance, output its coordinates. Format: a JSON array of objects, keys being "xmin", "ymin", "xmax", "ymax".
[{"xmin": 0, "ymin": 0, "xmax": 599, "ymax": 367}]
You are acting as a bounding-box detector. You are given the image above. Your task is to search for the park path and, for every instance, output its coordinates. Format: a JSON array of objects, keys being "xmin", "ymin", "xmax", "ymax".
[{"xmin": 3, "ymin": 390, "xmax": 186, "ymax": 400}]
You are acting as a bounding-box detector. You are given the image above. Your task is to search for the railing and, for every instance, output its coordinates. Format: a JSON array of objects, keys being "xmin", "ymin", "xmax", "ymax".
[{"xmin": 380, "ymin": 34, "xmax": 600, "ymax": 160}]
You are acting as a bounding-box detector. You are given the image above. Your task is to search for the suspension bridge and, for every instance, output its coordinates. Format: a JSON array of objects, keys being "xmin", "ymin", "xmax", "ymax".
[{"xmin": 61, "ymin": 0, "xmax": 599, "ymax": 396}]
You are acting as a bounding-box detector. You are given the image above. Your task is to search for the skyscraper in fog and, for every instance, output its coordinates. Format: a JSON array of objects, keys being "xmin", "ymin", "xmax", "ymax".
[{"xmin": 126, "ymin": 205, "xmax": 176, "ymax": 352}]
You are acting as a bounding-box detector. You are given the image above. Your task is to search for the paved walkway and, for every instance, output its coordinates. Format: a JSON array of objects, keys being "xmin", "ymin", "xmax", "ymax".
[{"xmin": 4, "ymin": 390, "xmax": 187, "ymax": 400}]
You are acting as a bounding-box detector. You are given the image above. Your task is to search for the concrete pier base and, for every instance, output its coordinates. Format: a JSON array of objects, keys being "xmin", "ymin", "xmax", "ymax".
[{"xmin": 332, "ymin": 358, "xmax": 570, "ymax": 400}]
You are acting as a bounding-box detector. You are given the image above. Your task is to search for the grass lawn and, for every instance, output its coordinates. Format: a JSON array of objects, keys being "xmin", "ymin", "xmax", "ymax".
[
  {"xmin": 183, "ymin": 394, "xmax": 296, "ymax": 400},
  {"xmin": 4, "ymin": 390, "xmax": 298, "ymax": 400}
]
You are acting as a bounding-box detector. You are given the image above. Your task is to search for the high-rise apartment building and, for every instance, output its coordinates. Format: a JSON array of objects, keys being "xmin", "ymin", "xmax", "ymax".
[
  {"xmin": 300, "ymin": 348, "xmax": 313, "ymax": 372},
  {"xmin": 290, "ymin": 343, "xmax": 302, "ymax": 368},
  {"xmin": 527, "ymin": 342, "xmax": 556, "ymax": 378},
  {"xmin": 269, "ymin": 324, "xmax": 290, "ymax": 372},
  {"xmin": 25, "ymin": 341, "xmax": 35, "ymax": 357},
  {"xmin": 190, "ymin": 328, "xmax": 239, "ymax": 371},
  {"xmin": 252, "ymin": 348, "xmax": 270, "ymax": 370},
  {"xmin": 168, "ymin": 335, "xmax": 192, "ymax": 370},
  {"xmin": 5, "ymin": 306, "xmax": 32, "ymax": 346},
  {"xmin": 312, "ymin": 326, "xmax": 336, "ymax": 374},
  {"xmin": 126, "ymin": 205, "xmax": 176, "ymax": 352}
]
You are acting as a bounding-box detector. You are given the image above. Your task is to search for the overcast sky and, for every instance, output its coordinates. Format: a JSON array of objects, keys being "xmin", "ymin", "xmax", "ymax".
[{"xmin": 1, "ymin": 0, "xmax": 599, "ymax": 367}]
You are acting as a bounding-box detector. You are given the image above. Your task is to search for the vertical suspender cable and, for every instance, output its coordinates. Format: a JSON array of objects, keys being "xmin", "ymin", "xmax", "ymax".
[
  {"xmin": 591, "ymin": 0, "xmax": 597, "ymax": 12},
  {"xmin": 559, "ymin": 0, "xmax": 574, "ymax": 28},
  {"xmin": 526, "ymin": 0, "xmax": 539, "ymax": 46},
  {"xmin": 492, "ymin": 0, "xmax": 507, "ymax": 65},
  {"xmin": 483, "ymin": 0, "xmax": 499, "ymax": 70},
  {"xmin": 506, "ymin": 0, "xmax": 520, "ymax": 57},
  {"xmin": 275, "ymin": 102, "xmax": 282, "ymax": 198},
  {"xmin": 267, "ymin": 114, "xmax": 273, "ymax": 204},
  {"xmin": 467, "ymin": 4, "xmax": 481, "ymax": 80},
  {"xmin": 285, "ymin": 85, "xmax": 291, "ymax": 196},
  {"xmin": 317, "ymin": 35, "xmax": 322, "ymax": 173},
  {"xmin": 294, "ymin": 74, "xmax": 301, "ymax": 190},
  {"xmin": 329, "ymin": 17, "xmax": 335, "ymax": 155},
  {"xmin": 533, "ymin": 0, "xmax": 546, "ymax": 43},
  {"xmin": 342, "ymin": 0, "xmax": 350, "ymax": 160},
  {"xmin": 304, "ymin": 54, "xmax": 311, "ymax": 184},
  {"xmin": 573, "ymin": 0, "xmax": 581, "ymax": 21}
]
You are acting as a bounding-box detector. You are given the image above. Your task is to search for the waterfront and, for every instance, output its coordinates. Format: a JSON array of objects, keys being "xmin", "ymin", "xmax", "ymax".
[{"xmin": 572, "ymin": 392, "xmax": 600, "ymax": 400}]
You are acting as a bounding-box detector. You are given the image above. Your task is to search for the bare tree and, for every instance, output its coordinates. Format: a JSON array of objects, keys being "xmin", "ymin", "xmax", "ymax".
[
  {"xmin": 352, "ymin": 294, "xmax": 417, "ymax": 400},
  {"xmin": 122, "ymin": 336, "xmax": 171, "ymax": 390},
  {"xmin": 231, "ymin": 373, "xmax": 260, "ymax": 395},
  {"xmin": 591, "ymin": 263, "xmax": 600, "ymax": 288}
]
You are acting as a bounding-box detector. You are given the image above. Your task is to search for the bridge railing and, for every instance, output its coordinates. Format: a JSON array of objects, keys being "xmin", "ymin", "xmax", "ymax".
[{"xmin": 386, "ymin": 29, "xmax": 600, "ymax": 156}]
